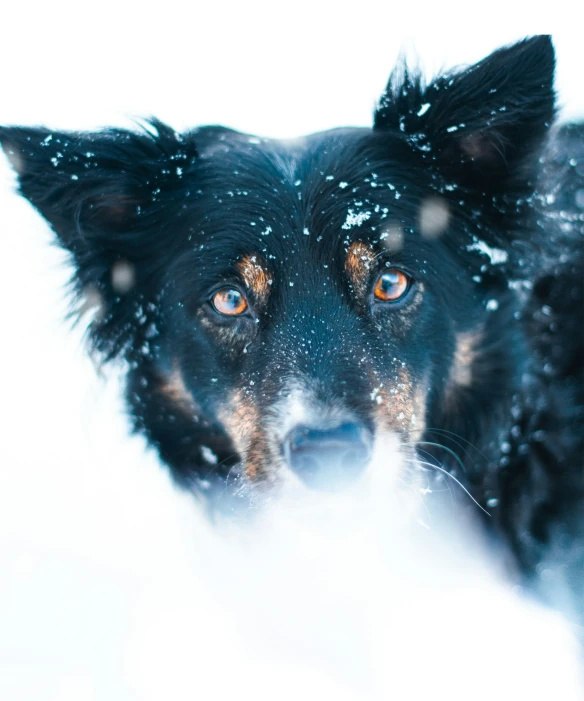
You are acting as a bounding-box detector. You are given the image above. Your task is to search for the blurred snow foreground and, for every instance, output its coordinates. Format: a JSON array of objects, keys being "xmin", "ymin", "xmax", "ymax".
[
  {"xmin": 3, "ymin": 400, "xmax": 584, "ymax": 701},
  {"xmin": 1, "ymin": 159, "xmax": 583, "ymax": 701}
]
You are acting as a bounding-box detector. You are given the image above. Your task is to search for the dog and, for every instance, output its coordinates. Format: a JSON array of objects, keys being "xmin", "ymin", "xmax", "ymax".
[{"xmin": 1, "ymin": 35, "xmax": 583, "ymax": 621}]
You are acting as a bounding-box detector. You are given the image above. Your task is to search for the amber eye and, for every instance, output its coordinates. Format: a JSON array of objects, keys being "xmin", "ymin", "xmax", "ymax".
[
  {"xmin": 373, "ymin": 270, "xmax": 411, "ymax": 302},
  {"xmin": 212, "ymin": 288, "xmax": 248, "ymax": 316}
]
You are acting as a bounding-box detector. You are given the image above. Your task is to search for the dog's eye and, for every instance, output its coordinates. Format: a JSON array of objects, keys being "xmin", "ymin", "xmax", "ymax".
[
  {"xmin": 374, "ymin": 270, "xmax": 411, "ymax": 302},
  {"xmin": 212, "ymin": 288, "xmax": 248, "ymax": 316}
]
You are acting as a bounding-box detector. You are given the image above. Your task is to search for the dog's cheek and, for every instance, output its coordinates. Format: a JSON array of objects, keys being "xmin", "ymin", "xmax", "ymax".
[
  {"xmin": 158, "ymin": 362, "xmax": 198, "ymax": 414},
  {"xmin": 196, "ymin": 318, "xmax": 246, "ymax": 360},
  {"xmin": 443, "ymin": 329, "xmax": 483, "ymax": 406},
  {"xmin": 217, "ymin": 389, "xmax": 276, "ymax": 484}
]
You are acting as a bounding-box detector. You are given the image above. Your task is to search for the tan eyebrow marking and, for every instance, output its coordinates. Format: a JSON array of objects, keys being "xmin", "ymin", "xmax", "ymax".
[
  {"xmin": 345, "ymin": 241, "xmax": 376, "ymax": 298},
  {"xmin": 237, "ymin": 255, "xmax": 271, "ymax": 306}
]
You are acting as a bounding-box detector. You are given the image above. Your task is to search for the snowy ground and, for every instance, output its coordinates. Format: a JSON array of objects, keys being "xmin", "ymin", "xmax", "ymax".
[{"xmin": 1, "ymin": 5, "xmax": 583, "ymax": 700}]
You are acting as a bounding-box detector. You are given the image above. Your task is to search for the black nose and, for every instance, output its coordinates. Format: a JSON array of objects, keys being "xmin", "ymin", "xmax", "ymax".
[{"xmin": 283, "ymin": 422, "xmax": 372, "ymax": 489}]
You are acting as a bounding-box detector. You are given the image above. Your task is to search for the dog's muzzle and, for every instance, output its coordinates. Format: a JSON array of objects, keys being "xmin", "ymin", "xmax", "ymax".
[{"xmin": 282, "ymin": 422, "xmax": 372, "ymax": 489}]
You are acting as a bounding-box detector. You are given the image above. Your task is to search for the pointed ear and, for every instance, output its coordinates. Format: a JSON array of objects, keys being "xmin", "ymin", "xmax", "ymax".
[
  {"xmin": 0, "ymin": 119, "xmax": 197, "ymax": 248},
  {"xmin": 374, "ymin": 36, "xmax": 556, "ymax": 194},
  {"xmin": 0, "ymin": 119, "xmax": 197, "ymax": 359}
]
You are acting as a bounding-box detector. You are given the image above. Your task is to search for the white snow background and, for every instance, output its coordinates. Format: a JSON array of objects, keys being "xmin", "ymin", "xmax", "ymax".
[{"xmin": 1, "ymin": 4, "xmax": 583, "ymax": 700}]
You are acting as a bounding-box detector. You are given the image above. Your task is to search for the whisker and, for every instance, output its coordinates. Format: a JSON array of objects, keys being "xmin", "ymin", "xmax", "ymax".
[
  {"xmin": 411, "ymin": 450, "xmax": 456, "ymax": 511},
  {"xmin": 202, "ymin": 452, "xmax": 241, "ymax": 481},
  {"xmin": 409, "ymin": 478, "xmax": 435, "ymax": 524},
  {"xmin": 400, "ymin": 427, "xmax": 494, "ymax": 469},
  {"xmin": 404, "ymin": 440, "xmax": 468, "ymax": 474},
  {"xmin": 209, "ymin": 461, "xmax": 249, "ymax": 510},
  {"xmin": 415, "ymin": 458, "xmax": 490, "ymax": 516},
  {"xmin": 423, "ymin": 427, "xmax": 493, "ymax": 465},
  {"xmin": 422, "ymin": 430, "xmax": 477, "ymax": 464}
]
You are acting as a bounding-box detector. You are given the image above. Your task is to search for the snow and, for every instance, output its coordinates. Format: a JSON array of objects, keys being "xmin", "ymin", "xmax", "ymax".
[
  {"xmin": 201, "ymin": 445, "xmax": 219, "ymax": 465},
  {"xmin": 111, "ymin": 261, "xmax": 136, "ymax": 294},
  {"xmin": 1, "ymin": 9, "xmax": 584, "ymax": 701},
  {"xmin": 342, "ymin": 209, "xmax": 372, "ymax": 229},
  {"xmin": 418, "ymin": 196, "xmax": 450, "ymax": 238},
  {"xmin": 3, "ymin": 183, "xmax": 581, "ymax": 701},
  {"xmin": 467, "ymin": 236, "xmax": 509, "ymax": 265}
]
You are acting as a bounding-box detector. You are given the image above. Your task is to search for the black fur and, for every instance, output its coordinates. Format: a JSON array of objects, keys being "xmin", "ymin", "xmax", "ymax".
[{"xmin": 1, "ymin": 36, "xmax": 582, "ymax": 622}]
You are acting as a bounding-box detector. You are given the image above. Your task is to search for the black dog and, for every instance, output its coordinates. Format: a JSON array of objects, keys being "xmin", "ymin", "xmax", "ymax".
[{"xmin": 1, "ymin": 36, "xmax": 583, "ymax": 620}]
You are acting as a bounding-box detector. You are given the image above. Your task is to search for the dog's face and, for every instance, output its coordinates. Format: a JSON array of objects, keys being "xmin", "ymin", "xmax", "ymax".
[
  {"xmin": 161, "ymin": 127, "xmax": 473, "ymax": 491},
  {"xmin": 0, "ymin": 37, "xmax": 555, "ymax": 498}
]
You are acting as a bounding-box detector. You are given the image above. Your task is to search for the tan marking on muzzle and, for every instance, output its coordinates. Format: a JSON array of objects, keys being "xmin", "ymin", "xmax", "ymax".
[
  {"xmin": 345, "ymin": 241, "xmax": 375, "ymax": 298},
  {"xmin": 372, "ymin": 367, "xmax": 427, "ymax": 443},
  {"xmin": 218, "ymin": 389, "xmax": 270, "ymax": 482},
  {"xmin": 245, "ymin": 431, "xmax": 273, "ymax": 483},
  {"xmin": 237, "ymin": 255, "xmax": 271, "ymax": 306}
]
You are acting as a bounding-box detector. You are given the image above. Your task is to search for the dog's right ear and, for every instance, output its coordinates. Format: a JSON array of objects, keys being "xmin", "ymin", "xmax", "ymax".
[
  {"xmin": 0, "ymin": 119, "xmax": 196, "ymax": 250},
  {"xmin": 0, "ymin": 120, "xmax": 198, "ymax": 358}
]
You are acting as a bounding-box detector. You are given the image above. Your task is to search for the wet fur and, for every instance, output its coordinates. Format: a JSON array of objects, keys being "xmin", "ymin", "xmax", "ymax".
[{"xmin": 1, "ymin": 36, "xmax": 583, "ymax": 620}]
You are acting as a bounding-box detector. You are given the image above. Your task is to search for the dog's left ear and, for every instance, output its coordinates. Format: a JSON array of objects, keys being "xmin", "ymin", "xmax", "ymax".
[{"xmin": 374, "ymin": 36, "xmax": 555, "ymax": 194}]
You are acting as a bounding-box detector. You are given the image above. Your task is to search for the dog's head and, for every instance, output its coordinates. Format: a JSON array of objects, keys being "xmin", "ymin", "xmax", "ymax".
[{"xmin": 0, "ymin": 37, "xmax": 555, "ymax": 497}]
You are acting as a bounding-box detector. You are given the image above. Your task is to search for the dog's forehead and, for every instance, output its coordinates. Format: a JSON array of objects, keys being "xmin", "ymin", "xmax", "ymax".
[
  {"xmin": 196, "ymin": 125, "xmax": 420, "ymax": 200},
  {"xmin": 191, "ymin": 126, "xmax": 428, "ymax": 271}
]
